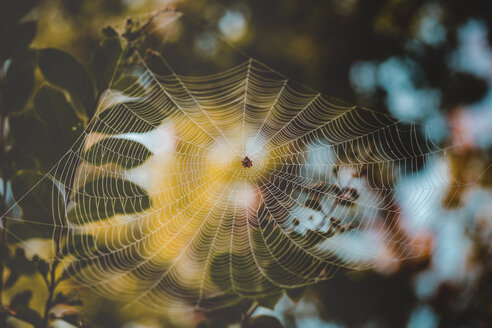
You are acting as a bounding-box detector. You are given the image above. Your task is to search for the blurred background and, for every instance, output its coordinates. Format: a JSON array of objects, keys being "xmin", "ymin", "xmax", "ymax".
[{"xmin": 14, "ymin": 0, "xmax": 492, "ymax": 326}]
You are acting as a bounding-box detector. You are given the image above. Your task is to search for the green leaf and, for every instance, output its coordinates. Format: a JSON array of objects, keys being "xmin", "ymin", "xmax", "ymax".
[
  {"xmin": 3, "ymin": 146, "xmax": 37, "ymax": 180},
  {"xmin": 209, "ymin": 253, "xmax": 279, "ymax": 297},
  {"xmin": 6, "ymin": 248, "xmax": 37, "ymax": 275},
  {"xmin": 0, "ymin": 243, "xmax": 8, "ymax": 264},
  {"xmin": 303, "ymin": 198, "xmax": 323, "ymax": 212},
  {"xmin": 59, "ymin": 259, "xmax": 92, "ymax": 282},
  {"xmin": 10, "ymin": 290, "xmax": 32, "ymax": 309},
  {"xmin": 15, "ymin": 307, "xmax": 42, "ymax": 326},
  {"xmin": 53, "ymin": 290, "xmax": 83, "ymax": 306},
  {"xmin": 34, "ymin": 84, "xmax": 85, "ymax": 152},
  {"xmin": 4, "ymin": 271, "xmax": 21, "ymax": 289},
  {"xmin": 251, "ymin": 220, "xmax": 330, "ymax": 287},
  {"xmin": 4, "ymin": 248, "xmax": 37, "ymax": 286},
  {"xmin": 8, "ymin": 112, "xmax": 57, "ymax": 171},
  {"xmin": 209, "ymin": 253, "xmax": 235, "ymax": 292},
  {"xmin": 249, "ymin": 315, "xmax": 284, "ymax": 328},
  {"xmin": 36, "ymin": 259, "xmax": 49, "ymax": 279},
  {"xmin": 37, "ymin": 48, "xmax": 96, "ymax": 117},
  {"xmin": 1, "ymin": 50, "xmax": 36, "ymax": 115},
  {"xmin": 61, "ymin": 233, "xmax": 96, "ymax": 257},
  {"xmin": 61, "ymin": 313, "xmax": 84, "ymax": 327},
  {"xmin": 83, "ymin": 138, "xmax": 152, "ymax": 169},
  {"xmin": 70, "ymin": 177, "xmax": 151, "ymax": 222},
  {"xmin": 256, "ymin": 292, "xmax": 283, "ymax": 310},
  {"xmin": 92, "ymin": 36, "xmax": 122, "ymax": 93},
  {"xmin": 286, "ymin": 286, "xmax": 307, "ymax": 303},
  {"xmin": 146, "ymin": 50, "xmax": 171, "ymax": 75},
  {"xmin": 113, "ymin": 75, "xmax": 146, "ymax": 96},
  {"xmin": 334, "ymin": 187, "xmax": 359, "ymax": 207},
  {"xmin": 9, "ymin": 170, "xmax": 65, "ymax": 240},
  {"xmin": 27, "ymin": 85, "xmax": 85, "ymax": 181},
  {"xmin": 303, "ymin": 229, "xmax": 336, "ymax": 247},
  {"xmin": 91, "ymin": 101, "xmax": 168, "ymax": 134},
  {"xmin": 102, "ymin": 26, "xmax": 118, "ymax": 38}
]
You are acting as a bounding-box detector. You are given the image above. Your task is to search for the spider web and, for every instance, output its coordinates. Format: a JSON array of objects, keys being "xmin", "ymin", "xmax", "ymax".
[{"xmin": 1, "ymin": 11, "xmax": 473, "ymax": 313}]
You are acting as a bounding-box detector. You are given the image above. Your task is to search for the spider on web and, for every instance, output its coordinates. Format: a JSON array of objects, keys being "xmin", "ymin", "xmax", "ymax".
[{"xmin": 241, "ymin": 156, "xmax": 253, "ymax": 168}]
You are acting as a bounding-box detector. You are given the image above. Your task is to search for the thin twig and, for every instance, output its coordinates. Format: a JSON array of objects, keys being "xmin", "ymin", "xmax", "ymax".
[
  {"xmin": 40, "ymin": 77, "xmax": 102, "ymax": 327},
  {"xmin": 241, "ymin": 301, "xmax": 259, "ymax": 328}
]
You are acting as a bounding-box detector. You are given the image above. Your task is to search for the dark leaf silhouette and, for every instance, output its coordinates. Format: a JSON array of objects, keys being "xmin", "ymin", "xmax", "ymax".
[
  {"xmin": 1, "ymin": 50, "xmax": 35, "ymax": 115},
  {"xmin": 92, "ymin": 35, "xmax": 123, "ymax": 92},
  {"xmin": 38, "ymin": 48, "xmax": 96, "ymax": 117},
  {"xmin": 83, "ymin": 138, "xmax": 152, "ymax": 169}
]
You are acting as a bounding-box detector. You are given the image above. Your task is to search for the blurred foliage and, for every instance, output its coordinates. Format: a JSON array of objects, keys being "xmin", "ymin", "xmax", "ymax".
[{"xmin": 0, "ymin": 0, "xmax": 149, "ymax": 326}]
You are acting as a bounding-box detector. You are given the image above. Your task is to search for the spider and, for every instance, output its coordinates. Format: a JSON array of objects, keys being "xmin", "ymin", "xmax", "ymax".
[{"xmin": 241, "ymin": 156, "xmax": 253, "ymax": 168}]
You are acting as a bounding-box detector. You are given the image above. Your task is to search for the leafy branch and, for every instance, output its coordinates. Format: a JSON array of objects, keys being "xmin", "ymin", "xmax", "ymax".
[{"xmin": 0, "ymin": 0, "xmax": 135, "ymax": 325}]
